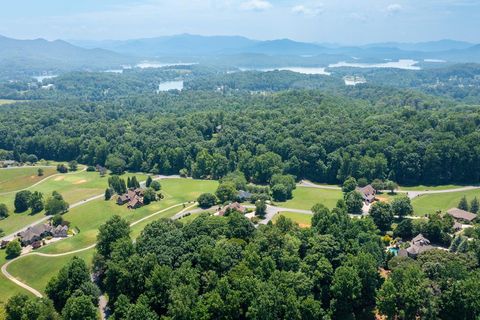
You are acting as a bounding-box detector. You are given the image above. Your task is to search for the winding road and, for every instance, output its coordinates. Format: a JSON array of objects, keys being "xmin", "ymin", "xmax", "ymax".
[
  {"xmin": 298, "ymin": 180, "xmax": 480, "ymax": 199},
  {"xmin": 2, "ymin": 175, "xmax": 479, "ymax": 305},
  {"xmin": 0, "ymin": 166, "xmax": 87, "ymax": 196},
  {"xmin": 1, "ymin": 201, "xmax": 195, "ymax": 299},
  {"xmin": 0, "ymin": 174, "xmax": 173, "ymax": 242}
]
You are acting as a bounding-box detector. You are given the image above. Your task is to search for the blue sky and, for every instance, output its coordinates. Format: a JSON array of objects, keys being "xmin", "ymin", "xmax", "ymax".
[{"xmin": 1, "ymin": 0, "xmax": 479, "ymax": 44}]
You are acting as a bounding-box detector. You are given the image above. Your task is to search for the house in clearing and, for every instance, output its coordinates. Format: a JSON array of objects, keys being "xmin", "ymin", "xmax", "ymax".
[
  {"xmin": 356, "ymin": 185, "xmax": 376, "ymax": 203},
  {"xmin": 218, "ymin": 202, "xmax": 247, "ymax": 216},
  {"xmin": 117, "ymin": 188, "xmax": 145, "ymax": 209},
  {"xmin": 17, "ymin": 223, "xmax": 53, "ymax": 246},
  {"xmin": 446, "ymin": 208, "xmax": 476, "ymax": 224},
  {"xmin": 399, "ymin": 234, "xmax": 434, "ymax": 258}
]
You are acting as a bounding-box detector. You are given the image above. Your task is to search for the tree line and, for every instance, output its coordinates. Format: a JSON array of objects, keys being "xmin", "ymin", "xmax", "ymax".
[{"xmin": 0, "ymin": 88, "xmax": 479, "ymax": 187}]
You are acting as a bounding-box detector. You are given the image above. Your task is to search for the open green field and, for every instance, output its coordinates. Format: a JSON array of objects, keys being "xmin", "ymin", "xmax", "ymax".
[
  {"xmin": 0, "ymin": 166, "xmax": 58, "ymax": 193},
  {"xmin": 399, "ymin": 184, "xmax": 470, "ymax": 191},
  {"xmin": 7, "ymin": 249, "xmax": 94, "ymax": 296},
  {"xmin": 35, "ymin": 178, "xmax": 217, "ymax": 254},
  {"xmin": 0, "ymin": 250, "xmax": 34, "ymax": 304},
  {"xmin": 273, "ymin": 211, "xmax": 312, "ymax": 227},
  {"xmin": 0, "ymin": 170, "xmax": 147, "ymax": 235},
  {"xmin": 412, "ymin": 189, "xmax": 480, "ymax": 216},
  {"xmin": 278, "ymin": 186, "xmax": 342, "ymax": 211},
  {"xmin": 0, "ymin": 178, "xmax": 218, "ymax": 303}
]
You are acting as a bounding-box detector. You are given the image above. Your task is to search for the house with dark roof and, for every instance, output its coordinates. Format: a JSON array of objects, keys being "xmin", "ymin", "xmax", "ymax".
[
  {"xmin": 356, "ymin": 185, "xmax": 376, "ymax": 203},
  {"xmin": 18, "ymin": 224, "xmax": 52, "ymax": 246},
  {"xmin": 117, "ymin": 194, "xmax": 130, "ymax": 205},
  {"xmin": 117, "ymin": 188, "xmax": 145, "ymax": 209},
  {"xmin": 405, "ymin": 234, "xmax": 433, "ymax": 258},
  {"xmin": 447, "ymin": 208, "xmax": 476, "ymax": 223}
]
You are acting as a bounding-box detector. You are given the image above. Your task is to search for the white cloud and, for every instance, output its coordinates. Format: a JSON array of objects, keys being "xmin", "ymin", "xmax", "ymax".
[
  {"xmin": 240, "ymin": 0, "xmax": 272, "ymax": 11},
  {"xmin": 386, "ymin": 3, "xmax": 403, "ymax": 14},
  {"xmin": 292, "ymin": 4, "xmax": 324, "ymax": 16}
]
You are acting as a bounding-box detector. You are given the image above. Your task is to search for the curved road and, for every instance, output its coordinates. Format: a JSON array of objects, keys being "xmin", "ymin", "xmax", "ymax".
[
  {"xmin": 298, "ymin": 180, "xmax": 480, "ymax": 199},
  {"xmin": 3, "ymin": 176, "xmax": 478, "ymax": 300},
  {"xmin": 0, "ymin": 174, "xmax": 171, "ymax": 242},
  {"xmin": 0, "ymin": 166, "xmax": 87, "ymax": 196},
  {"xmin": 1, "ymin": 201, "xmax": 194, "ymax": 298}
]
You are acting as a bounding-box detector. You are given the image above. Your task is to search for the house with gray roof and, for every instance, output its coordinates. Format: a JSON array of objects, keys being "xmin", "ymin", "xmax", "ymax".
[
  {"xmin": 405, "ymin": 234, "xmax": 433, "ymax": 258},
  {"xmin": 18, "ymin": 223, "xmax": 52, "ymax": 246},
  {"xmin": 356, "ymin": 185, "xmax": 376, "ymax": 203},
  {"xmin": 447, "ymin": 208, "xmax": 476, "ymax": 223}
]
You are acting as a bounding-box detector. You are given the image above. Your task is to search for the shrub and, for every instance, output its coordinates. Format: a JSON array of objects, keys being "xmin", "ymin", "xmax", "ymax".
[
  {"xmin": 0, "ymin": 203, "xmax": 9, "ymax": 219},
  {"xmin": 197, "ymin": 193, "xmax": 217, "ymax": 208},
  {"xmin": 150, "ymin": 180, "xmax": 161, "ymax": 191},
  {"xmin": 6, "ymin": 240, "xmax": 22, "ymax": 259}
]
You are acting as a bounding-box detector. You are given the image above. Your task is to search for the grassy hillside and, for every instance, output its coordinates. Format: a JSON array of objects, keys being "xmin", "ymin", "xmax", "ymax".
[{"xmin": 0, "ymin": 167, "xmax": 57, "ymax": 193}]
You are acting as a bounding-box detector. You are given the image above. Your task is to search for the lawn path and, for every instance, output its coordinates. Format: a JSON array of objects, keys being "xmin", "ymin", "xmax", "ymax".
[
  {"xmin": 0, "ymin": 174, "xmax": 167, "ymax": 242},
  {"xmin": 1, "ymin": 201, "xmax": 194, "ymax": 298},
  {"xmin": 0, "ymin": 167, "xmax": 87, "ymax": 196},
  {"xmin": 298, "ymin": 180, "xmax": 480, "ymax": 199}
]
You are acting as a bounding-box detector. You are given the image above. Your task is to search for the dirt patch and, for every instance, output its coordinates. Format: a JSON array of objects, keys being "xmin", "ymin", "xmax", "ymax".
[
  {"xmin": 298, "ymin": 223, "xmax": 311, "ymax": 228},
  {"xmin": 54, "ymin": 176, "xmax": 65, "ymax": 181},
  {"xmin": 73, "ymin": 179, "xmax": 87, "ymax": 185},
  {"xmin": 379, "ymin": 268, "xmax": 390, "ymax": 279},
  {"xmin": 376, "ymin": 196, "xmax": 390, "ymax": 203},
  {"xmin": 30, "ymin": 175, "xmax": 36, "ymax": 179}
]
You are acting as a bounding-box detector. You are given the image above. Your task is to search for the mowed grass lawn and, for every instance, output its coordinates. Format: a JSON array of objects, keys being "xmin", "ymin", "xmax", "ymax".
[
  {"xmin": 412, "ymin": 189, "xmax": 480, "ymax": 216},
  {"xmin": 273, "ymin": 211, "xmax": 312, "ymax": 227},
  {"xmin": 0, "ymin": 171, "xmax": 147, "ymax": 235},
  {"xmin": 277, "ymin": 186, "xmax": 342, "ymax": 211},
  {"xmin": 399, "ymin": 184, "xmax": 470, "ymax": 191},
  {"xmin": 7, "ymin": 249, "xmax": 94, "ymax": 297},
  {"xmin": 0, "ymin": 250, "xmax": 34, "ymax": 304},
  {"xmin": 0, "ymin": 167, "xmax": 57, "ymax": 193},
  {"xmin": 37, "ymin": 178, "xmax": 218, "ymax": 254},
  {"xmin": 1, "ymin": 178, "xmax": 218, "ymax": 302}
]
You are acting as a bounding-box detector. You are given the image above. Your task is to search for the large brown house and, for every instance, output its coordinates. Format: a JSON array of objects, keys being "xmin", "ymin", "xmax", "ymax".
[{"xmin": 117, "ymin": 188, "xmax": 145, "ymax": 209}]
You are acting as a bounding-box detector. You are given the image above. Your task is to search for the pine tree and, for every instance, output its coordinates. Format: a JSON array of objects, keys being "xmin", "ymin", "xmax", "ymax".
[
  {"xmin": 131, "ymin": 176, "xmax": 140, "ymax": 189},
  {"xmin": 105, "ymin": 188, "xmax": 112, "ymax": 201},
  {"xmin": 146, "ymin": 176, "xmax": 153, "ymax": 188},
  {"xmin": 471, "ymin": 197, "xmax": 479, "ymax": 214},
  {"xmin": 127, "ymin": 177, "xmax": 132, "ymax": 189},
  {"xmin": 458, "ymin": 196, "xmax": 469, "ymax": 211}
]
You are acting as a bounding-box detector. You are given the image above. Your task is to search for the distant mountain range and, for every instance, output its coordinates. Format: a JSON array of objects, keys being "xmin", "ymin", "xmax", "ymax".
[
  {"xmin": 71, "ymin": 34, "xmax": 327, "ymax": 57},
  {"xmin": 0, "ymin": 33, "xmax": 479, "ymax": 80},
  {"xmin": 0, "ymin": 35, "xmax": 133, "ymax": 78},
  {"xmin": 363, "ymin": 39, "xmax": 475, "ymax": 52},
  {"xmin": 71, "ymin": 34, "xmax": 480, "ymax": 62}
]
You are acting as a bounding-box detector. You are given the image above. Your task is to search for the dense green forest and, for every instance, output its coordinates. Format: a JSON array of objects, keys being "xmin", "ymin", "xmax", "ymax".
[
  {"xmin": 6, "ymin": 203, "xmax": 480, "ymax": 319},
  {"xmin": 1, "ymin": 75, "xmax": 479, "ymax": 185}
]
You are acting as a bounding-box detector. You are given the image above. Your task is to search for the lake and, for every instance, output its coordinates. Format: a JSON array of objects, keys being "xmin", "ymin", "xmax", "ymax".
[
  {"xmin": 33, "ymin": 75, "xmax": 57, "ymax": 82},
  {"xmin": 137, "ymin": 62, "xmax": 197, "ymax": 69},
  {"xmin": 328, "ymin": 59, "xmax": 420, "ymax": 70},
  {"xmin": 157, "ymin": 81, "xmax": 184, "ymax": 93},
  {"xmin": 262, "ymin": 67, "xmax": 331, "ymax": 75}
]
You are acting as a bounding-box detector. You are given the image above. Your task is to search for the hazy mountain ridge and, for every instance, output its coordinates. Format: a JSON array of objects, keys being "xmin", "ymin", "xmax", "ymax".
[
  {"xmin": 1, "ymin": 33, "xmax": 479, "ymax": 80},
  {"xmin": 70, "ymin": 34, "xmax": 480, "ymax": 62},
  {"xmin": 0, "ymin": 35, "xmax": 135, "ymax": 78}
]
